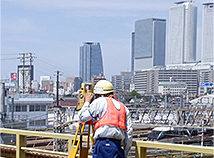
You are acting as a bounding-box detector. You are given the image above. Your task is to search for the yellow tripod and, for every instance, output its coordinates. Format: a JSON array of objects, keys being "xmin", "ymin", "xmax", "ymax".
[{"xmin": 69, "ymin": 121, "xmax": 95, "ymax": 158}]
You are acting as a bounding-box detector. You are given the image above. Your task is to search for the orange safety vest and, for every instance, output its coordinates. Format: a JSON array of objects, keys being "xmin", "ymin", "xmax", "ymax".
[{"xmin": 94, "ymin": 95, "xmax": 126, "ymax": 131}]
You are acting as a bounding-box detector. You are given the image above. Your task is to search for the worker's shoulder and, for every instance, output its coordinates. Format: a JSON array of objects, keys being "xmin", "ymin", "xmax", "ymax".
[{"xmin": 94, "ymin": 97, "xmax": 108, "ymax": 102}]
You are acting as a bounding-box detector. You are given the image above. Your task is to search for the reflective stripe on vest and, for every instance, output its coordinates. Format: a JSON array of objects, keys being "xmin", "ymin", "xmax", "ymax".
[{"xmin": 94, "ymin": 97, "xmax": 126, "ymax": 131}]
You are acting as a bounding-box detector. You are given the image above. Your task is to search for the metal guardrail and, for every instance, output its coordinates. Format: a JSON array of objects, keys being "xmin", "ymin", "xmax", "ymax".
[
  {"xmin": 0, "ymin": 128, "xmax": 73, "ymax": 158},
  {"xmin": 0, "ymin": 128, "xmax": 213, "ymax": 158},
  {"xmin": 133, "ymin": 141, "xmax": 214, "ymax": 157}
]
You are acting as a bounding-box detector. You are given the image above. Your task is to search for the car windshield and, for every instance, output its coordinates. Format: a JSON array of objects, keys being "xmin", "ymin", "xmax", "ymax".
[{"xmin": 148, "ymin": 131, "xmax": 162, "ymax": 139}]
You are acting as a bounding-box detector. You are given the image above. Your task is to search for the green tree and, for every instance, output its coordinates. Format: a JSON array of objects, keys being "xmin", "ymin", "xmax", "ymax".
[
  {"xmin": 130, "ymin": 90, "xmax": 141, "ymax": 97},
  {"xmin": 204, "ymin": 92, "xmax": 210, "ymax": 95}
]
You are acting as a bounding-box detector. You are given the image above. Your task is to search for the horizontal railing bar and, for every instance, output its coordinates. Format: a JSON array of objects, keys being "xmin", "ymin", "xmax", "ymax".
[
  {"xmin": 1, "ymin": 128, "xmax": 213, "ymax": 157},
  {"xmin": 21, "ymin": 147, "xmax": 68, "ymax": 156},
  {"xmin": 135, "ymin": 141, "xmax": 214, "ymax": 155},
  {"xmin": 0, "ymin": 128, "xmax": 74, "ymax": 140},
  {"xmin": 0, "ymin": 144, "xmax": 16, "ymax": 149}
]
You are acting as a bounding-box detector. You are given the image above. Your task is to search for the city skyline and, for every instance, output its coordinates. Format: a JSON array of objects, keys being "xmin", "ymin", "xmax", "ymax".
[{"xmin": 1, "ymin": 0, "xmax": 211, "ymax": 81}]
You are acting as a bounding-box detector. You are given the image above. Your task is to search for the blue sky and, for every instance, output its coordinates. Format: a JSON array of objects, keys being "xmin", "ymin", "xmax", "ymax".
[{"xmin": 1, "ymin": 0, "xmax": 211, "ymax": 81}]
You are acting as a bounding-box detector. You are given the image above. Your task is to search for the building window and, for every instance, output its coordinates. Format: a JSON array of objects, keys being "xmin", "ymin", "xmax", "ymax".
[
  {"xmin": 15, "ymin": 106, "xmax": 21, "ymax": 112},
  {"xmin": 29, "ymin": 105, "xmax": 46, "ymax": 112},
  {"xmin": 22, "ymin": 105, "xmax": 27, "ymax": 112},
  {"xmin": 35, "ymin": 120, "xmax": 40, "ymax": 126},
  {"xmin": 29, "ymin": 120, "xmax": 34, "ymax": 126},
  {"xmin": 40, "ymin": 119, "xmax": 46, "ymax": 126},
  {"xmin": 30, "ymin": 105, "xmax": 34, "ymax": 111},
  {"xmin": 9, "ymin": 106, "xmax": 13, "ymax": 112},
  {"xmin": 35, "ymin": 105, "xmax": 40, "ymax": 111},
  {"xmin": 41, "ymin": 105, "xmax": 46, "ymax": 111}
]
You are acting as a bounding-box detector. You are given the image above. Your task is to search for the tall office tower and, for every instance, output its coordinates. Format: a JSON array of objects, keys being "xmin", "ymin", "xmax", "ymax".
[
  {"xmin": 168, "ymin": 1, "xmax": 197, "ymax": 65},
  {"xmin": 131, "ymin": 32, "xmax": 135, "ymax": 72},
  {"xmin": 79, "ymin": 42, "xmax": 104, "ymax": 82},
  {"xmin": 202, "ymin": 3, "xmax": 214, "ymax": 64},
  {"xmin": 134, "ymin": 18, "xmax": 166, "ymax": 71}
]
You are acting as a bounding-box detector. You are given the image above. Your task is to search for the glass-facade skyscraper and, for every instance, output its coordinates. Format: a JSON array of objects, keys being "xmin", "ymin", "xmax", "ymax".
[
  {"xmin": 168, "ymin": 1, "xmax": 197, "ymax": 65},
  {"xmin": 134, "ymin": 18, "xmax": 166, "ymax": 71},
  {"xmin": 202, "ymin": 3, "xmax": 214, "ymax": 64},
  {"xmin": 79, "ymin": 42, "xmax": 104, "ymax": 82}
]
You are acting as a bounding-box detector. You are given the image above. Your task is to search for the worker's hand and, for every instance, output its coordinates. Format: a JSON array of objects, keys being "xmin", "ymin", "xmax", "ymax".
[{"xmin": 85, "ymin": 93, "xmax": 94, "ymax": 103}]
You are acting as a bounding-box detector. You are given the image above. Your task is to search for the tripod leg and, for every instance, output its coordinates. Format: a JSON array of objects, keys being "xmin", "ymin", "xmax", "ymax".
[
  {"xmin": 69, "ymin": 123, "xmax": 85, "ymax": 158},
  {"xmin": 90, "ymin": 124, "xmax": 95, "ymax": 145},
  {"xmin": 69, "ymin": 122, "xmax": 93, "ymax": 158}
]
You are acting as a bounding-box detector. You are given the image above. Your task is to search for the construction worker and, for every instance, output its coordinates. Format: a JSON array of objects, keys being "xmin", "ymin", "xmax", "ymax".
[{"xmin": 78, "ymin": 80, "xmax": 133, "ymax": 158}]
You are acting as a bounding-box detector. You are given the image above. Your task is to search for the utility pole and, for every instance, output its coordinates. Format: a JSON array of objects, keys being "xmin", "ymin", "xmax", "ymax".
[
  {"xmin": 28, "ymin": 53, "xmax": 35, "ymax": 93},
  {"xmin": 56, "ymin": 70, "xmax": 60, "ymax": 107},
  {"xmin": 53, "ymin": 70, "xmax": 66, "ymax": 152}
]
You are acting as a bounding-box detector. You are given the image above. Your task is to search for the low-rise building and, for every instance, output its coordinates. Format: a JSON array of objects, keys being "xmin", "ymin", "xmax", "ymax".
[
  {"xmin": 111, "ymin": 72, "xmax": 134, "ymax": 93},
  {"xmin": 158, "ymin": 81, "xmax": 187, "ymax": 96},
  {"xmin": 6, "ymin": 94, "xmax": 54, "ymax": 130}
]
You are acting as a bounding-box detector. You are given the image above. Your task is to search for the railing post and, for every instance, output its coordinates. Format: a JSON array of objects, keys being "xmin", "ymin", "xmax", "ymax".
[
  {"xmin": 135, "ymin": 142, "xmax": 147, "ymax": 158},
  {"xmin": 16, "ymin": 134, "xmax": 26, "ymax": 158},
  {"xmin": 68, "ymin": 137, "xmax": 73, "ymax": 156}
]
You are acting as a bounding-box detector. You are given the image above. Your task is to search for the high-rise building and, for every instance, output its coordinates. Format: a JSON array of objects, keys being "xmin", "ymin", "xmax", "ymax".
[
  {"xmin": 91, "ymin": 75, "xmax": 106, "ymax": 87},
  {"xmin": 79, "ymin": 42, "xmax": 104, "ymax": 82},
  {"xmin": 168, "ymin": 1, "xmax": 197, "ymax": 65},
  {"xmin": 131, "ymin": 32, "xmax": 135, "ymax": 72},
  {"xmin": 202, "ymin": 3, "xmax": 214, "ymax": 64},
  {"xmin": 74, "ymin": 77, "xmax": 83, "ymax": 92},
  {"xmin": 17, "ymin": 65, "xmax": 34, "ymax": 93},
  {"xmin": 134, "ymin": 18, "xmax": 166, "ymax": 71}
]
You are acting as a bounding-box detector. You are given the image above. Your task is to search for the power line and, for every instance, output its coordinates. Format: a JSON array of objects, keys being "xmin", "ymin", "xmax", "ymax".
[
  {"xmin": 36, "ymin": 57, "xmax": 76, "ymax": 78},
  {"xmin": 36, "ymin": 55, "xmax": 71, "ymax": 70},
  {"xmin": 1, "ymin": 58, "xmax": 17, "ymax": 60},
  {"xmin": 36, "ymin": 57, "xmax": 58, "ymax": 69},
  {"xmin": 1, "ymin": 53, "xmax": 19, "ymax": 55}
]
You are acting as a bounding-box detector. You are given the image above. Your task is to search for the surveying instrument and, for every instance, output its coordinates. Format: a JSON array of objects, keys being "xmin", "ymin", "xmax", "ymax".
[{"xmin": 69, "ymin": 83, "xmax": 95, "ymax": 158}]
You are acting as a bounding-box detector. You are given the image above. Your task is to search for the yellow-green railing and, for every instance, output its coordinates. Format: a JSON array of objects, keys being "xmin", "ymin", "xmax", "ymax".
[
  {"xmin": 133, "ymin": 141, "xmax": 214, "ymax": 157},
  {"xmin": 0, "ymin": 128, "xmax": 213, "ymax": 158},
  {"xmin": 0, "ymin": 128, "xmax": 74, "ymax": 158}
]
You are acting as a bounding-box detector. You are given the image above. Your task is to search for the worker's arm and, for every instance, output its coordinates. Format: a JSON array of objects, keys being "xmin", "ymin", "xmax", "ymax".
[
  {"xmin": 124, "ymin": 106, "xmax": 133, "ymax": 157},
  {"xmin": 78, "ymin": 95, "xmax": 107, "ymax": 123}
]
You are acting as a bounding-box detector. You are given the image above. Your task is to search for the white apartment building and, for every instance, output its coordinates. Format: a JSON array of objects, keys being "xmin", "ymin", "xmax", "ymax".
[
  {"xmin": 202, "ymin": 3, "xmax": 214, "ymax": 64},
  {"xmin": 168, "ymin": 1, "xmax": 197, "ymax": 65},
  {"xmin": 158, "ymin": 81, "xmax": 187, "ymax": 96}
]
